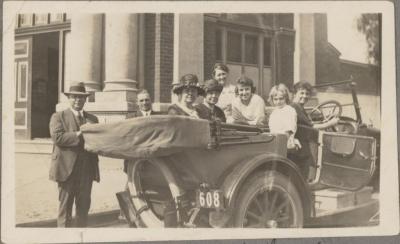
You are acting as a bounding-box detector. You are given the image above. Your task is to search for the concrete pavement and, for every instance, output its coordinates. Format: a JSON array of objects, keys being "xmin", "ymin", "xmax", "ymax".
[{"xmin": 15, "ymin": 152, "xmax": 127, "ymax": 224}]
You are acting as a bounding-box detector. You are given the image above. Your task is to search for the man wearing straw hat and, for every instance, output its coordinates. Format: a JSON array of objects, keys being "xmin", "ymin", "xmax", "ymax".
[{"xmin": 49, "ymin": 82, "xmax": 100, "ymax": 227}]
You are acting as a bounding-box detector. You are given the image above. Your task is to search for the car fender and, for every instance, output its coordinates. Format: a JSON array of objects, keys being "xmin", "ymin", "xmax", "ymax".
[{"xmin": 217, "ymin": 153, "xmax": 312, "ymax": 225}]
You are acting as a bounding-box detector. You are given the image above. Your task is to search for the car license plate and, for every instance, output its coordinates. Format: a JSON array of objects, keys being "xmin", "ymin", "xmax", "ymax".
[{"xmin": 196, "ymin": 189, "xmax": 224, "ymax": 209}]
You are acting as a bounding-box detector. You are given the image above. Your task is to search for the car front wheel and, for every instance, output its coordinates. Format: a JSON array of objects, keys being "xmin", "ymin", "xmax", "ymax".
[{"xmin": 233, "ymin": 171, "xmax": 304, "ymax": 228}]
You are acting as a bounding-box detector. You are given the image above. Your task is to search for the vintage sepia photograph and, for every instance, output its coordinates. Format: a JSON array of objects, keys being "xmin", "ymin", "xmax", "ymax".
[{"xmin": 1, "ymin": 1, "xmax": 398, "ymax": 243}]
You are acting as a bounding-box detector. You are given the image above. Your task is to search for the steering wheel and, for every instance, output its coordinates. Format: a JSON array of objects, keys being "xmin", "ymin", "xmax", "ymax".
[
  {"xmin": 332, "ymin": 117, "xmax": 358, "ymax": 134},
  {"xmin": 309, "ymin": 100, "xmax": 343, "ymax": 124}
]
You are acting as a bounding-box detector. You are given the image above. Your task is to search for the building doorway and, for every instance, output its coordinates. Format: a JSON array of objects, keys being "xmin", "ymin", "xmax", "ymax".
[{"xmin": 30, "ymin": 32, "xmax": 59, "ymax": 138}]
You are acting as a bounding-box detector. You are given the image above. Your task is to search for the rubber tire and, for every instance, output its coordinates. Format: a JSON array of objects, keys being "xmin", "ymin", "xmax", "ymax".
[
  {"xmin": 233, "ymin": 171, "xmax": 304, "ymax": 228},
  {"xmin": 127, "ymin": 159, "xmax": 174, "ymax": 228}
]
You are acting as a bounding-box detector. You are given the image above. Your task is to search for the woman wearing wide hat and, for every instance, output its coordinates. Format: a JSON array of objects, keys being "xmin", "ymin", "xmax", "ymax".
[
  {"xmin": 168, "ymin": 74, "xmax": 205, "ymax": 118},
  {"xmin": 195, "ymin": 78, "xmax": 226, "ymax": 122}
]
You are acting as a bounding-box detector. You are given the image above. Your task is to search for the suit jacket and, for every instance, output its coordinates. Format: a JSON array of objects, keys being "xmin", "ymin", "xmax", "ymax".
[
  {"xmin": 126, "ymin": 110, "xmax": 162, "ymax": 119},
  {"xmin": 49, "ymin": 109, "xmax": 100, "ymax": 182}
]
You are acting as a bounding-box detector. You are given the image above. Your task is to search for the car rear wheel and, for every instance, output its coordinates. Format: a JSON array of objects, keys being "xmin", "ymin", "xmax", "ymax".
[
  {"xmin": 127, "ymin": 159, "xmax": 182, "ymax": 227},
  {"xmin": 233, "ymin": 171, "xmax": 304, "ymax": 228}
]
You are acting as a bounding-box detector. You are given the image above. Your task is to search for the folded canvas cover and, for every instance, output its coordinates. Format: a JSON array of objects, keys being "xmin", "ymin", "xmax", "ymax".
[{"xmin": 81, "ymin": 115, "xmax": 211, "ymax": 159}]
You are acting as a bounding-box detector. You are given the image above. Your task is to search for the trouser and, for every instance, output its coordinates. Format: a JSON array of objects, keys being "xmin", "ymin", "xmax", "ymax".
[{"xmin": 57, "ymin": 158, "xmax": 93, "ymax": 227}]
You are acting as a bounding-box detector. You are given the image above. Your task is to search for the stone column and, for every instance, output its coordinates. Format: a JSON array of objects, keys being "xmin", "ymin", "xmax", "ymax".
[
  {"xmin": 88, "ymin": 14, "xmax": 139, "ymax": 123},
  {"xmin": 172, "ymin": 14, "xmax": 204, "ymax": 103},
  {"xmin": 70, "ymin": 14, "xmax": 103, "ymax": 91},
  {"xmin": 293, "ymin": 14, "xmax": 316, "ymax": 85},
  {"xmin": 56, "ymin": 14, "xmax": 103, "ymax": 111},
  {"xmin": 293, "ymin": 14, "xmax": 301, "ymax": 84},
  {"xmin": 103, "ymin": 14, "xmax": 139, "ymax": 92}
]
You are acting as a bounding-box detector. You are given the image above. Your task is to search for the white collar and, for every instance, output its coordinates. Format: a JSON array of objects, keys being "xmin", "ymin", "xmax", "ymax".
[
  {"xmin": 70, "ymin": 108, "xmax": 84, "ymax": 117},
  {"xmin": 141, "ymin": 110, "xmax": 151, "ymax": 116},
  {"xmin": 175, "ymin": 102, "xmax": 199, "ymax": 119},
  {"xmin": 203, "ymin": 102, "xmax": 213, "ymax": 110}
]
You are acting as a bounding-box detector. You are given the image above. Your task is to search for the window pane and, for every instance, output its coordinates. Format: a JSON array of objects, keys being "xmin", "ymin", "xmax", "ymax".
[
  {"xmin": 264, "ymin": 37, "xmax": 272, "ymax": 66},
  {"xmin": 20, "ymin": 63, "xmax": 27, "ymax": 98},
  {"xmin": 15, "ymin": 41, "xmax": 28, "ymax": 57},
  {"xmin": 50, "ymin": 13, "xmax": 64, "ymax": 23},
  {"xmin": 245, "ymin": 35, "xmax": 258, "ymax": 65},
  {"xmin": 34, "ymin": 14, "xmax": 49, "ymax": 25},
  {"xmin": 227, "ymin": 31, "xmax": 242, "ymax": 63},
  {"xmin": 15, "ymin": 110, "xmax": 26, "ymax": 126},
  {"xmin": 19, "ymin": 14, "xmax": 33, "ymax": 27},
  {"xmin": 215, "ymin": 29, "xmax": 222, "ymax": 61}
]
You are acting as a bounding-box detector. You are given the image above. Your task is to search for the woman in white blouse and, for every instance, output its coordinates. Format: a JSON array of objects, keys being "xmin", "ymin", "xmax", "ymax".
[
  {"xmin": 213, "ymin": 63, "xmax": 236, "ymax": 121},
  {"xmin": 268, "ymin": 83, "xmax": 301, "ymax": 150},
  {"xmin": 231, "ymin": 76, "xmax": 266, "ymax": 126}
]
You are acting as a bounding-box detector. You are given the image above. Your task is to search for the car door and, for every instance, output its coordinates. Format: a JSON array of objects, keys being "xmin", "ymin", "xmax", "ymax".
[{"xmin": 315, "ymin": 132, "xmax": 377, "ymax": 191}]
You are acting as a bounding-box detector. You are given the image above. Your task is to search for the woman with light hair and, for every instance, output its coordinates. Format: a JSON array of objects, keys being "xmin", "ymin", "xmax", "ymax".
[{"xmin": 268, "ymin": 83, "xmax": 301, "ymax": 150}]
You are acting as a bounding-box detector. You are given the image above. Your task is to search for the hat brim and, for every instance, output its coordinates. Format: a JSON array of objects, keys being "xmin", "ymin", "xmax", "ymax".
[
  {"xmin": 204, "ymin": 86, "xmax": 223, "ymax": 94},
  {"xmin": 172, "ymin": 85, "xmax": 205, "ymax": 96},
  {"xmin": 64, "ymin": 91, "xmax": 90, "ymax": 96}
]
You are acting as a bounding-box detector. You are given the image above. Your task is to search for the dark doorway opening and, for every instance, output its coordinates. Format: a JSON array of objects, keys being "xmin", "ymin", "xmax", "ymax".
[{"xmin": 31, "ymin": 32, "xmax": 59, "ymax": 138}]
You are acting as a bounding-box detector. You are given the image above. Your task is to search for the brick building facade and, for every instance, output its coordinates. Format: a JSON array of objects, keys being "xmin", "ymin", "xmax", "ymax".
[{"xmin": 13, "ymin": 13, "xmax": 380, "ymax": 140}]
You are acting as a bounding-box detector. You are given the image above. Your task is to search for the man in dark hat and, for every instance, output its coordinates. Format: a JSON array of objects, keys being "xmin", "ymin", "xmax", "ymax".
[
  {"xmin": 49, "ymin": 82, "xmax": 100, "ymax": 227},
  {"xmin": 196, "ymin": 79, "xmax": 226, "ymax": 122}
]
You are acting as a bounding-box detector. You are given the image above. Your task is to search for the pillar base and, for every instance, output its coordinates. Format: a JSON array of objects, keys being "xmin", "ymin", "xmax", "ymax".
[
  {"xmin": 95, "ymin": 90, "xmax": 137, "ymax": 103},
  {"xmin": 152, "ymin": 102, "xmax": 170, "ymax": 113},
  {"xmin": 103, "ymin": 79, "xmax": 138, "ymax": 92},
  {"xmin": 84, "ymin": 81, "xmax": 102, "ymax": 92},
  {"xmin": 55, "ymin": 102, "xmax": 70, "ymax": 112},
  {"xmin": 55, "ymin": 101, "xmax": 136, "ymax": 113},
  {"xmin": 89, "ymin": 90, "xmax": 139, "ymax": 123},
  {"xmin": 56, "ymin": 90, "xmax": 139, "ymax": 123}
]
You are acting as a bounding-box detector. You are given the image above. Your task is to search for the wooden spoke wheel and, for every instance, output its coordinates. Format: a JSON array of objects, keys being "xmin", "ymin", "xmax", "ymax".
[
  {"xmin": 234, "ymin": 171, "xmax": 304, "ymax": 228},
  {"xmin": 127, "ymin": 158, "xmax": 184, "ymax": 228}
]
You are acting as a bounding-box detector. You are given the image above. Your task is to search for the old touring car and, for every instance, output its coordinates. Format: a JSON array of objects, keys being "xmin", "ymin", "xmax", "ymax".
[{"xmin": 81, "ymin": 80, "xmax": 379, "ymax": 228}]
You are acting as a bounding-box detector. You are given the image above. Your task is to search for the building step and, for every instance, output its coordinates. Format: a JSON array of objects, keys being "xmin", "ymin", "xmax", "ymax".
[
  {"xmin": 15, "ymin": 139, "xmax": 53, "ymax": 154},
  {"xmin": 313, "ymin": 186, "xmax": 373, "ymax": 212}
]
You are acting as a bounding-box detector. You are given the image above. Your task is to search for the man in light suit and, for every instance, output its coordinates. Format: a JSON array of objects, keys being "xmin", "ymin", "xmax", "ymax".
[
  {"xmin": 124, "ymin": 90, "xmax": 161, "ymax": 173},
  {"xmin": 49, "ymin": 82, "xmax": 99, "ymax": 227}
]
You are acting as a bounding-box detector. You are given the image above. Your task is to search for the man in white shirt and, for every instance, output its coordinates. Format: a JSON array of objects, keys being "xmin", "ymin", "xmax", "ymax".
[
  {"xmin": 127, "ymin": 90, "xmax": 160, "ymax": 118},
  {"xmin": 124, "ymin": 90, "xmax": 160, "ymax": 174}
]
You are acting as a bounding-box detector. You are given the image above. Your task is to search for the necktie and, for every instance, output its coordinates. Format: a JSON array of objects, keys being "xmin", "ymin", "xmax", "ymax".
[{"xmin": 77, "ymin": 112, "xmax": 84, "ymax": 126}]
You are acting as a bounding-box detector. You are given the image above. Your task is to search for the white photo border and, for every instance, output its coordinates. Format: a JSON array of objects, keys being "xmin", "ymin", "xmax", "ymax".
[{"xmin": 2, "ymin": 1, "xmax": 398, "ymax": 243}]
